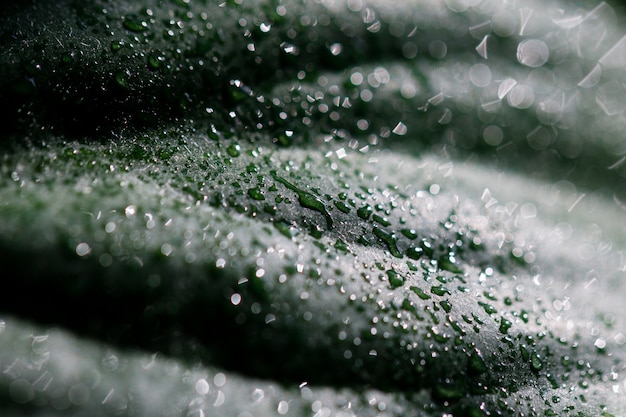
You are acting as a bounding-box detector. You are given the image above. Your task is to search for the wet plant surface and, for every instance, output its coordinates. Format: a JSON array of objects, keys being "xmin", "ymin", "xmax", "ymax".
[{"xmin": 0, "ymin": 1, "xmax": 625, "ymax": 416}]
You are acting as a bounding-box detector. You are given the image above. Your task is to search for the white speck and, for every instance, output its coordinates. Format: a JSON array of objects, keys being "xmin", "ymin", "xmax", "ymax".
[
  {"xmin": 367, "ymin": 21, "xmax": 381, "ymax": 33},
  {"xmin": 483, "ymin": 125, "xmax": 503, "ymax": 146},
  {"xmin": 336, "ymin": 148, "xmax": 347, "ymax": 159},
  {"xmin": 216, "ymin": 258, "xmax": 226, "ymax": 268},
  {"xmin": 469, "ymin": 63, "xmax": 492, "ymax": 87},
  {"xmin": 195, "ymin": 379, "xmax": 210, "ymax": 395},
  {"xmin": 526, "ymin": 126, "xmax": 552, "ymax": 150},
  {"xmin": 400, "ymin": 82, "xmax": 417, "ymax": 99},
  {"xmin": 213, "ymin": 390, "xmax": 225, "ymax": 407},
  {"xmin": 507, "ymin": 85, "xmax": 534, "ymax": 109},
  {"xmin": 498, "ymin": 78, "xmax": 517, "ymax": 99},
  {"xmin": 517, "ymin": 39, "xmax": 549, "ymax": 67},
  {"xmin": 567, "ymin": 193, "xmax": 586, "ymax": 212},
  {"xmin": 160, "ymin": 243, "xmax": 173, "ymax": 256},
  {"xmin": 252, "ymin": 388, "xmax": 265, "ymax": 403},
  {"xmin": 392, "ymin": 122, "xmax": 407, "ymax": 136},
  {"xmin": 594, "ymin": 338, "xmax": 606, "ymax": 349},
  {"xmin": 213, "ymin": 373, "xmax": 226, "ymax": 387},
  {"xmin": 101, "ymin": 388, "xmax": 114, "ymax": 404},
  {"xmin": 402, "ymin": 42, "xmax": 418, "ymax": 59},
  {"xmin": 608, "ymin": 156, "xmax": 626, "ymax": 170},
  {"xmin": 519, "ymin": 7, "xmax": 534, "ymax": 36},
  {"xmin": 614, "ymin": 194, "xmax": 626, "ymax": 211},
  {"xmin": 428, "ymin": 92, "xmax": 445, "ymax": 105},
  {"xmin": 599, "ymin": 35, "xmax": 626, "ymax": 68},
  {"xmin": 281, "ymin": 42, "xmax": 298, "ymax": 55},
  {"xmin": 350, "ymin": 72, "xmax": 363, "ymax": 85},
  {"xmin": 520, "ymin": 203, "xmax": 537, "ymax": 219},
  {"xmin": 75, "ymin": 242, "xmax": 91, "ymax": 257},
  {"xmin": 475, "ymin": 35, "xmax": 489, "ymax": 59},
  {"xmin": 428, "ymin": 40, "xmax": 447, "ymax": 59},
  {"xmin": 552, "ymin": 13, "xmax": 583, "ymax": 29},
  {"xmin": 277, "ymin": 400, "xmax": 289, "ymax": 415},
  {"xmin": 481, "ymin": 99, "xmax": 501, "ymax": 113},
  {"xmin": 68, "ymin": 384, "xmax": 90, "ymax": 406},
  {"xmin": 469, "ymin": 21, "xmax": 491, "ymax": 40},
  {"xmin": 329, "ymin": 43, "xmax": 343, "ymax": 56},
  {"xmin": 230, "ymin": 293, "xmax": 242, "ymax": 306},
  {"xmin": 259, "ymin": 22, "xmax": 271, "ymax": 33},
  {"xmin": 492, "ymin": 10, "xmax": 517, "ymax": 37},
  {"xmin": 360, "ymin": 89, "xmax": 373, "ymax": 102},
  {"xmin": 596, "ymin": 80, "xmax": 626, "ymax": 115},
  {"xmin": 584, "ymin": 277, "xmax": 597, "ymax": 289},
  {"xmin": 438, "ymin": 108, "xmax": 452, "ymax": 124},
  {"xmin": 124, "ymin": 205, "xmax": 136, "ymax": 218}
]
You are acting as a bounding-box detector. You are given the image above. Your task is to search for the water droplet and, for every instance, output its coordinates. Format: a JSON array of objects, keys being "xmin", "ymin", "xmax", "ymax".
[
  {"xmin": 478, "ymin": 301, "xmax": 497, "ymax": 315},
  {"xmin": 387, "ymin": 269, "xmax": 403, "ymax": 288},
  {"xmin": 114, "ymin": 71, "xmax": 130, "ymax": 90},
  {"xmin": 430, "ymin": 286, "xmax": 450, "ymax": 297},
  {"xmin": 226, "ymin": 144, "xmax": 241, "ymax": 157},
  {"xmin": 438, "ymin": 255, "xmax": 463, "ymax": 273},
  {"xmin": 335, "ymin": 239, "xmax": 349, "ymax": 252},
  {"xmin": 372, "ymin": 226, "xmax": 402, "ymax": 258},
  {"xmin": 499, "ymin": 317, "xmax": 512, "ymax": 334},
  {"xmin": 110, "ymin": 40, "xmax": 124, "ymax": 52},
  {"xmin": 333, "ymin": 200, "xmax": 351, "ymax": 213},
  {"xmin": 433, "ymin": 381, "xmax": 463, "ymax": 401},
  {"xmin": 357, "ymin": 205, "xmax": 373, "ymax": 220},
  {"xmin": 411, "ymin": 286, "xmax": 431, "ymax": 300},
  {"xmin": 274, "ymin": 221, "xmax": 296, "ymax": 239},
  {"xmin": 372, "ymin": 214, "xmax": 391, "ymax": 227},
  {"xmin": 122, "ymin": 18, "xmax": 148, "ymax": 33},
  {"xmin": 530, "ymin": 352, "xmax": 543, "ymax": 371},
  {"xmin": 468, "ymin": 350, "xmax": 488, "ymax": 374},
  {"xmin": 147, "ymin": 54, "xmax": 165, "ymax": 70},
  {"xmin": 272, "ymin": 173, "xmax": 333, "ymax": 228},
  {"xmin": 406, "ymin": 246, "xmax": 423, "ymax": 260},
  {"xmin": 247, "ymin": 188, "xmax": 265, "ymax": 201}
]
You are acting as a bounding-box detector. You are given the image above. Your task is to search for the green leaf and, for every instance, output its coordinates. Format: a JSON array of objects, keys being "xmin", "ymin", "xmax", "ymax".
[{"xmin": 1, "ymin": 0, "xmax": 625, "ymax": 416}]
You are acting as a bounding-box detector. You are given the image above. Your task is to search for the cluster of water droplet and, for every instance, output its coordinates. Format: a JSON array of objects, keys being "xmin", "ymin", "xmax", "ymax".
[{"xmin": 1, "ymin": 0, "xmax": 626, "ymax": 416}]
